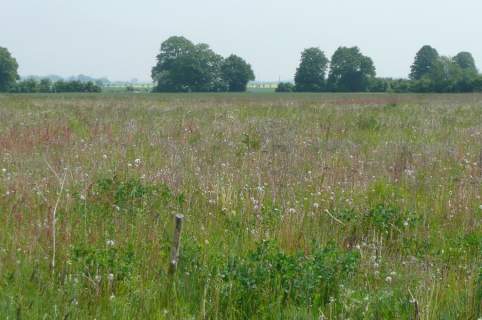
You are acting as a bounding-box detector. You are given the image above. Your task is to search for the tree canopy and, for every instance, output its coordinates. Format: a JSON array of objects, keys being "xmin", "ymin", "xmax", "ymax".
[
  {"xmin": 410, "ymin": 55, "xmax": 480, "ymax": 93},
  {"xmin": 327, "ymin": 47, "xmax": 376, "ymax": 92},
  {"xmin": 294, "ymin": 48, "xmax": 329, "ymax": 92},
  {"xmin": 221, "ymin": 55, "xmax": 255, "ymax": 92},
  {"xmin": 409, "ymin": 45, "xmax": 439, "ymax": 80},
  {"xmin": 453, "ymin": 51, "xmax": 477, "ymax": 74},
  {"xmin": 152, "ymin": 36, "xmax": 254, "ymax": 92},
  {"xmin": 0, "ymin": 47, "xmax": 19, "ymax": 92}
]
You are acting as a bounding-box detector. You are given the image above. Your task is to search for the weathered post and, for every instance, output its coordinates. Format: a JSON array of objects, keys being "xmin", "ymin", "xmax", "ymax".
[
  {"xmin": 168, "ymin": 214, "xmax": 184, "ymax": 275},
  {"xmin": 479, "ymin": 149, "xmax": 482, "ymax": 176}
]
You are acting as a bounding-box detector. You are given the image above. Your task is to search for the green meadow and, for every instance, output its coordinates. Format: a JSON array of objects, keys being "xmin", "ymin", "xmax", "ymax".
[{"xmin": 0, "ymin": 93, "xmax": 480, "ymax": 319}]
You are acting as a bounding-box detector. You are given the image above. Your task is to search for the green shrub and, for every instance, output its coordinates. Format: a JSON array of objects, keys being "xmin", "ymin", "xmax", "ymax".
[
  {"xmin": 365, "ymin": 204, "xmax": 418, "ymax": 236},
  {"xmin": 69, "ymin": 243, "xmax": 136, "ymax": 281},
  {"xmin": 275, "ymin": 82, "xmax": 295, "ymax": 92},
  {"xmin": 216, "ymin": 241, "xmax": 360, "ymax": 316},
  {"xmin": 89, "ymin": 177, "xmax": 183, "ymax": 215},
  {"xmin": 356, "ymin": 114, "xmax": 381, "ymax": 131}
]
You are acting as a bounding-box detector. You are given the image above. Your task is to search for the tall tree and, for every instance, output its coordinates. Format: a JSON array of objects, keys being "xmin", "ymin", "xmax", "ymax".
[
  {"xmin": 221, "ymin": 54, "xmax": 255, "ymax": 92},
  {"xmin": 151, "ymin": 36, "xmax": 197, "ymax": 92},
  {"xmin": 0, "ymin": 47, "xmax": 19, "ymax": 92},
  {"xmin": 152, "ymin": 36, "xmax": 230, "ymax": 92},
  {"xmin": 191, "ymin": 43, "xmax": 225, "ymax": 92},
  {"xmin": 426, "ymin": 56, "xmax": 463, "ymax": 92},
  {"xmin": 453, "ymin": 51, "xmax": 477, "ymax": 74},
  {"xmin": 294, "ymin": 48, "xmax": 329, "ymax": 92},
  {"xmin": 409, "ymin": 45, "xmax": 439, "ymax": 80},
  {"xmin": 327, "ymin": 47, "xmax": 375, "ymax": 92}
]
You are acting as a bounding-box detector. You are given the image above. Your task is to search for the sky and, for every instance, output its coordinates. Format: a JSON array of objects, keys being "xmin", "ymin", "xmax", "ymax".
[{"xmin": 1, "ymin": 0, "xmax": 481, "ymax": 82}]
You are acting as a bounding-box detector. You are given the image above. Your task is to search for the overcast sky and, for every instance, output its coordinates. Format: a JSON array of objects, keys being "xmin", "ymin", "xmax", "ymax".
[{"xmin": 1, "ymin": 0, "xmax": 481, "ymax": 82}]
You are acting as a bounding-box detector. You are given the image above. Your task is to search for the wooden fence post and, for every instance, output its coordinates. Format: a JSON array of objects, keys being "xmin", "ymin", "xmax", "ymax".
[
  {"xmin": 479, "ymin": 149, "xmax": 482, "ymax": 176},
  {"xmin": 168, "ymin": 214, "xmax": 184, "ymax": 275}
]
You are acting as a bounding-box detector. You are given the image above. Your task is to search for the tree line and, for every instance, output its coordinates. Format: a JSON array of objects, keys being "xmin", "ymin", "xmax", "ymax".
[
  {"xmin": 10, "ymin": 78, "xmax": 101, "ymax": 93},
  {"xmin": 1, "ymin": 41, "xmax": 482, "ymax": 93},
  {"xmin": 278, "ymin": 45, "xmax": 482, "ymax": 93},
  {"xmin": 0, "ymin": 47, "xmax": 102, "ymax": 93}
]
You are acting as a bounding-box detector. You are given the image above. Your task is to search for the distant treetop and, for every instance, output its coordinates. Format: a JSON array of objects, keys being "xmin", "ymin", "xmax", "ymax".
[
  {"xmin": 327, "ymin": 46, "xmax": 376, "ymax": 92},
  {"xmin": 294, "ymin": 47, "xmax": 329, "ymax": 92},
  {"xmin": 409, "ymin": 45, "xmax": 439, "ymax": 80},
  {"xmin": 151, "ymin": 36, "xmax": 254, "ymax": 92},
  {"xmin": 0, "ymin": 47, "xmax": 19, "ymax": 92}
]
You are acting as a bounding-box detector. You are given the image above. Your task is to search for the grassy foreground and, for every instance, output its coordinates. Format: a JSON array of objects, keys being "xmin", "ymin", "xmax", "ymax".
[{"xmin": 0, "ymin": 93, "xmax": 480, "ymax": 319}]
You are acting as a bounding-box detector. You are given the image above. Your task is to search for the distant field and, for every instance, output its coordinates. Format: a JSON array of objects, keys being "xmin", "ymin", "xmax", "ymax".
[
  {"xmin": 0, "ymin": 93, "xmax": 480, "ymax": 319},
  {"xmin": 247, "ymin": 87, "xmax": 276, "ymax": 93}
]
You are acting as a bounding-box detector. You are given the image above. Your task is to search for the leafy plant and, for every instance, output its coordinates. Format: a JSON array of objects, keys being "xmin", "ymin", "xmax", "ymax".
[
  {"xmin": 216, "ymin": 241, "xmax": 360, "ymax": 316},
  {"xmin": 69, "ymin": 243, "xmax": 136, "ymax": 281}
]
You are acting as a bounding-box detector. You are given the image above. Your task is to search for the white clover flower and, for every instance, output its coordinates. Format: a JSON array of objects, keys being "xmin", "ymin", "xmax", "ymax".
[
  {"xmin": 102, "ymin": 154, "xmax": 108, "ymax": 159},
  {"xmin": 106, "ymin": 239, "xmax": 115, "ymax": 247},
  {"xmin": 405, "ymin": 169, "xmax": 415, "ymax": 177},
  {"xmin": 95, "ymin": 275, "xmax": 102, "ymax": 282},
  {"xmin": 288, "ymin": 208, "xmax": 296, "ymax": 214},
  {"xmin": 1, "ymin": 168, "xmax": 6, "ymax": 173},
  {"xmin": 313, "ymin": 202, "xmax": 320, "ymax": 209},
  {"xmin": 385, "ymin": 276, "xmax": 392, "ymax": 283},
  {"xmin": 108, "ymin": 273, "xmax": 114, "ymax": 282},
  {"xmin": 134, "ymin": 158, "xmax": 141, "ymax": 166}
]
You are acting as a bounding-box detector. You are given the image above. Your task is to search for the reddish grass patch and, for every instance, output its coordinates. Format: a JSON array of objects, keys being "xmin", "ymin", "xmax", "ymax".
[{"xmin": 0, "ymin": 124, "xmax": 73, "ymax": 152}]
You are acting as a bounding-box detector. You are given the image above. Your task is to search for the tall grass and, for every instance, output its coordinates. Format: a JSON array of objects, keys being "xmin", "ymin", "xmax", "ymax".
[{"xmin": 0, "ymin": 93, "xmax": 480, "ymax": 319}]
